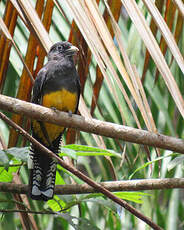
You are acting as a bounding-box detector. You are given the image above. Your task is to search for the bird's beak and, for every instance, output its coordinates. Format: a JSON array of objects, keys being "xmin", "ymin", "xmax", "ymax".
[{"xmin": 67, "ymin": 45, "xmax": 79, "ymax": 53}]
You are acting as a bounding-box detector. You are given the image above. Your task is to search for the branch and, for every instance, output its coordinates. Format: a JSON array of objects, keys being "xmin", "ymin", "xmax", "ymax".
[
  {"xmin": 0, "ymin": 178, "xmax": 184, "ymax": 194},
  {"xmin": 0, "ymin": 209, "xmax": 56, "ymax": 215},
  {"xmin": 0, "ymin": 111, "xmax": 162, "ymax": 230},
  {"xmin": 0, "ymin": 94, "xmax": 183, "ymax": 153}
]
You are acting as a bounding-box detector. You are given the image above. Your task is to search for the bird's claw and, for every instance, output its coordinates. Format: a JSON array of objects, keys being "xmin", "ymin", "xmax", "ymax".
[
  {"xmin": 51, "ymin": 106, "xmax": 58, "ymax": 112},
  {"xmin": 68, "ymin": 111, "xmax": 72, "ymax": 117}
]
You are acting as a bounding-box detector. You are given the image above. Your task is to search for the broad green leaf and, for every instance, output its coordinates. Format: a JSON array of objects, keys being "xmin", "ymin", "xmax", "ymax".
[
  {"xmin": 55, "ymin": 170, "xmax": 65, "ymax": 185},
  {"xmin": 8, "ymin": 159, "xmax": 21, "ymax": 174},
  {"xmin": 62, "ymin": 144, "xmax": 121, "ymax": 158},
  {"xmin": 47, "ymin": 195, "xmax": 66, "ymax": 212},
  {"xmin": 0, "ymin": 168, "xmax": 13, "ymax": 182},
  {"xmin": 114, "ymin": 191, "xmax": 151, "ymax": 204}
]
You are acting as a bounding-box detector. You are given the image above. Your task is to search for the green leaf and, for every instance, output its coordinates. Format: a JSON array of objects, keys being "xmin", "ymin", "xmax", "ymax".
[
  {"xmin": 81, "ymin": 197, "xmax": 118, "ymax": 213},
  {"xmin": 0, "ymin": 150, "xmax": 9, "ymax": 164},
  {"xmin": 59, "ymin": 148, "xmax": 77, "ymax": 159},
  {"xmin": 55, "ymin": 170, "xmax": 65, "ymax": 185},
  {"xmin": 114, "ymin": 191, "xmax": 151, "ymax": 204},
  {"xmin": 0, "ymin": 168, "xmax": 13, "ymax": 182},
  {"xmin": 6, "ymin": 147, "xmax": 30, "ymax": 162},
  {"xmin": 86, "ymin": 192, "xmax": 150, "ymax": 204},
  {"xmin": 129, "ymin": 153, "xmax": 177, "ymax": 179},
  {"xmin": 167, "ymin": 155, "xmax": 184, "ymax": 171},
  {"xmin": 57, "ymin": 212, "xmax": 100, "ymax": 230},
  {"xmin": 57, "ymin": 165, "xmax": 84, "ymax": 184},
  {"xmin": 61, "ymin": 144, "xmax": 121, "ymax": 158},
  {"xmin": 8, "ymin": 159, "xmax": 21, "ymax": 174},
  {"xmin": 62, "ymin": 144, "xmax": 110, "ymax": 152},
  {"xmin": 47, "ymin": 195, "xmax": 66, "ymax": 212}
]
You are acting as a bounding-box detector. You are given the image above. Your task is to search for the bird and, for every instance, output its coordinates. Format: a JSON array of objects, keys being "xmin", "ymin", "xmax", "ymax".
[{"xmin": 29, "ymin": 41, "xmax": 80, "ymax": 201}]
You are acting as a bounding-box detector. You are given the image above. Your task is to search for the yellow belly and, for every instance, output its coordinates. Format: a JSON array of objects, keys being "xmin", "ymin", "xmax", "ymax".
[{"xmin": 32, "ymin": 89, "xmax": 78, "ymax": 146}]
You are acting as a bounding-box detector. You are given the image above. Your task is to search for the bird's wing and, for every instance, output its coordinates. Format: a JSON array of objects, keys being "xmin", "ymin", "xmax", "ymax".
[{"xmin": 31, "ymin": 67, "xmax": 47, "ymax": 104}]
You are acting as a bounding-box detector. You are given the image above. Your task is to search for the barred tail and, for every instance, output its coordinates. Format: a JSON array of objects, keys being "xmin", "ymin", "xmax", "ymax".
[{"xmin": 29, "ymin": 149, "xmax": 57, "ymax": 201}]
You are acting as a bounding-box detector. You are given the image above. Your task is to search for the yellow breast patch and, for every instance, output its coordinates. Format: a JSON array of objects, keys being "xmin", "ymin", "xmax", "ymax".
[
  {"xmin": 42, "ymin": 89, "xmax": 78, "ymax": 112},
  {"xmin": 32, "ymin": 89, "xmax": 78, "ymax": 146}
]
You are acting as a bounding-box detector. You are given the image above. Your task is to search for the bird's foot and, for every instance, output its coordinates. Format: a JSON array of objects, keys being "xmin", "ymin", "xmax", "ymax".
[
  {"xmin": 68, "ymin": 110, "xmax": 73, "ymax": 117},
  {"xmin": 51, "ymin": 107, "xmax": 58, "ymax": 112}
]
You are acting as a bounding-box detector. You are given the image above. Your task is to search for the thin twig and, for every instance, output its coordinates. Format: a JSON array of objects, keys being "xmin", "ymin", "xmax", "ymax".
[
  {"xmin": 0, "ymin": 209, "xmax": 56, "ymax": 215},
  {"xmin": 0, "ymin": 111, "xmax": 162, "ymax": 230}
]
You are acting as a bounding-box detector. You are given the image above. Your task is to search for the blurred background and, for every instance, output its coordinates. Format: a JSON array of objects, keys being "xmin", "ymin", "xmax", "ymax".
[{"xmin": 0, "ymin": 0, "xmax": 183, "ymax": 229}]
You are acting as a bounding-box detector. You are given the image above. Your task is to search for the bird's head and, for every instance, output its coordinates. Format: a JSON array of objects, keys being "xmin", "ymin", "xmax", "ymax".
[{"xmin": 48, "ymin": 41, "xmax": 79, "ymax": 61}]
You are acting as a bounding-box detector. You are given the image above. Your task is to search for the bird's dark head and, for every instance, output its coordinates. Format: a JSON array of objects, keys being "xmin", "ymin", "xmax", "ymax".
[{"xmin": 48, "ymin": 41, "xmax": 79, "ymax": 61}]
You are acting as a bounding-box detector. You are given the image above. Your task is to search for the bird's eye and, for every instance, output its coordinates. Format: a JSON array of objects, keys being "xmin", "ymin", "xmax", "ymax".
[{"xmin": 58, "ymin": 46, "xmax": 62, "ymax": 51}]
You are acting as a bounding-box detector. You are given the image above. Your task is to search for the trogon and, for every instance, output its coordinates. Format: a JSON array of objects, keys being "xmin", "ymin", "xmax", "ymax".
[{"xmin": 29, "ymin": 41, "xmax": 80, "ymax": 201}]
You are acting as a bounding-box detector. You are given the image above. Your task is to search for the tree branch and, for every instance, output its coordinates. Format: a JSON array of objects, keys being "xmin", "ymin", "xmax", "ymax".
[
  {"xmin": 0, "ymin": 178, "xmax": 184, "ymax": 195},
  {"xmin": 0, "ymin": 94, "xmax": 183, "ymax": 153},
  {"xmin": 0, "ymin": 209, "xmax": 56, "ymax": 215},
  {"xmin": 0, "ymin": 111, "xmax": 162, "ymax": 230}
]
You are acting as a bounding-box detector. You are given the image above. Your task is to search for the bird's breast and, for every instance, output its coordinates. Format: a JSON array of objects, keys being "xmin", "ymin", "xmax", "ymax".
[
  {"xmin": 42, "ymin": 88, "xmax": 78, "ymax": 112},
  {"xmin": 32, "ymin": 88, "xmax": 78, "ymax": 146}
]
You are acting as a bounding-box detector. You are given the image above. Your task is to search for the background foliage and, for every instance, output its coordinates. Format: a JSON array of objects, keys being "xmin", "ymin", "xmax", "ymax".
[{"xmin": 0, "ymin": 0, "xmax": 184, "ymax": 229}]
